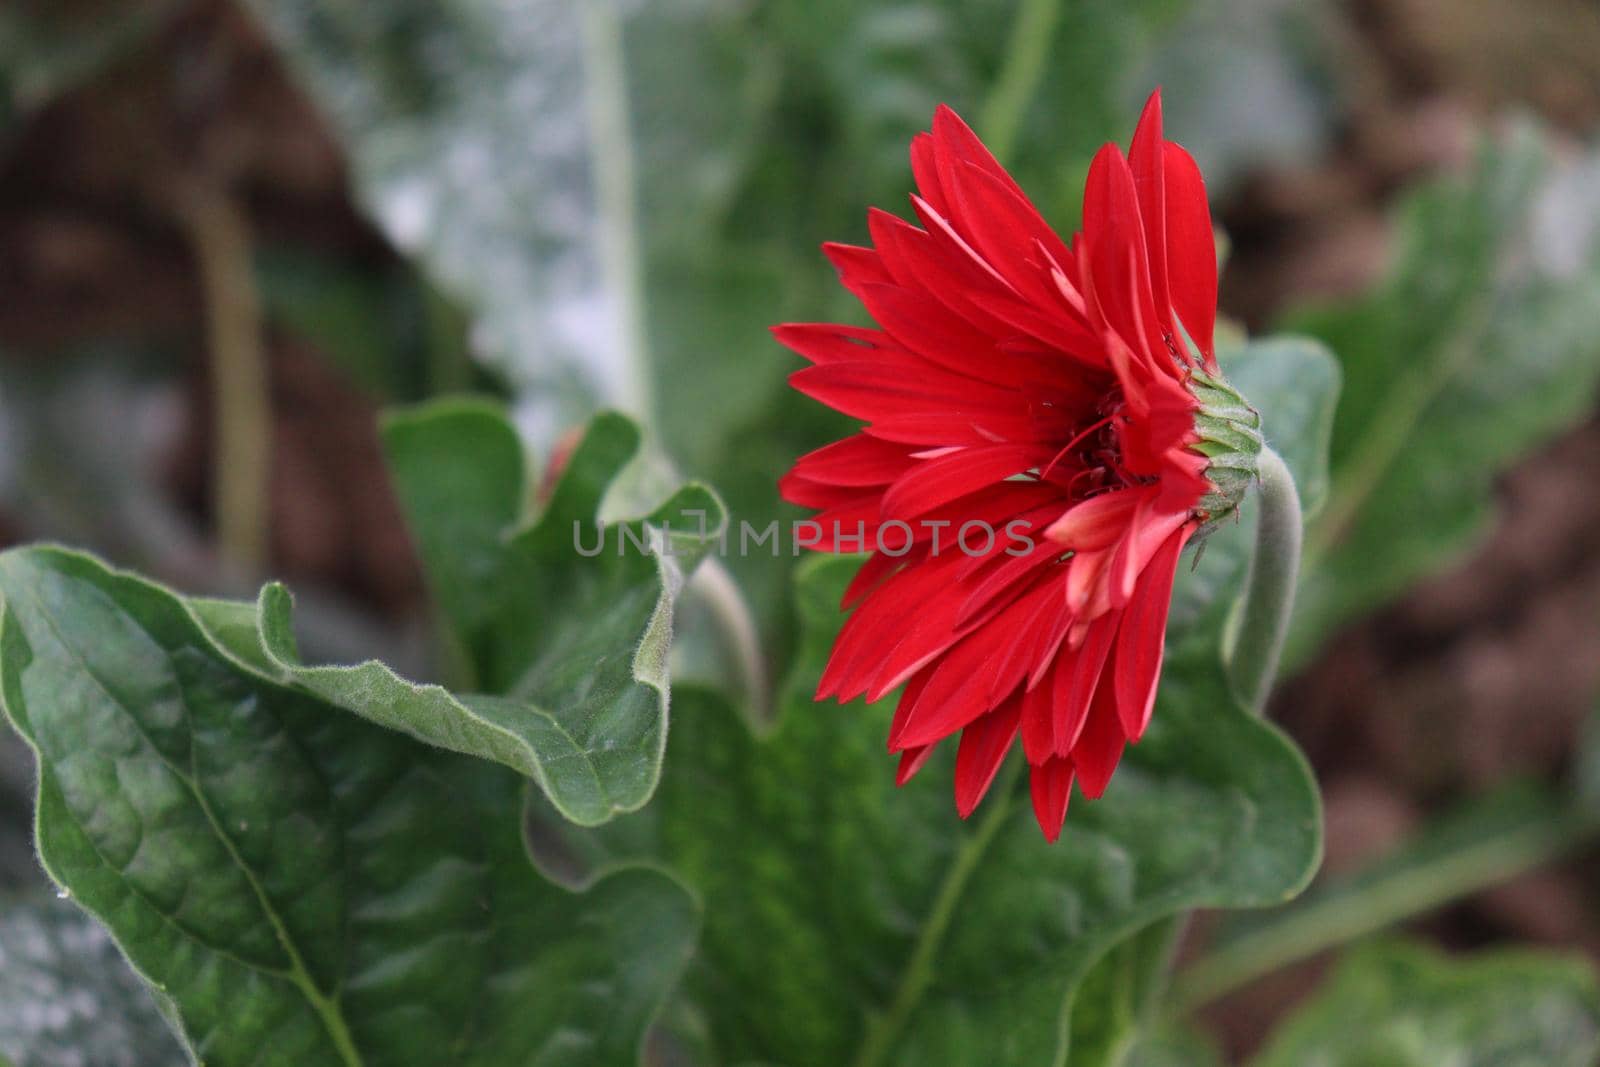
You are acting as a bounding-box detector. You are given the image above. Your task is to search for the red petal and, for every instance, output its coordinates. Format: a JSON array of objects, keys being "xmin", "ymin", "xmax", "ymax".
[
  {"xmin": 931, "ymin": 104, "xmax": 1028, "ymax": 205},
  {"xmin": 772, "ymin": 323, "xmax": 898, "ymax": 367},
  {"xmin": 1128, "ymin": 90, "xmax": 1172, "ymax": 341},
  {"xmin": 854, "ymin": 282, "xmax": 1037, "ymax": 388},
  {"xmin": 791, "ymin": 435, "xmax": 917, "ymax": 487},
  {"xmin": 1050, "ymin": 611, "xmax": 1119, "ymax": 757},
  {"xmin": 969, "ymin": 580, "xmax": 1068, "ymax": 706},
  {"xmin": 823, "ymin": 554, "xmax": 967, "ymax": 702},
  {"xmin": 953, "ymin": 527, "xmax": 1061, "ymax": 628},
  {"xmin": 842, "ymin": 549, "xmax": 909, "ymax": 609},
  {"xmin": 863, "ymin": 410, "xmax": 1052, "ymax": 447},
  {"xmin": 1072, "ymin": 680, "xmax": 1128, "ymax": 799},
  {"xmin": 776, "ymin": 471, "xmax": 861, "ymax": 510},
  {"xmin": 896, "ymin": 744, "xmax": 936, "ymax": 786},
  {"xmin": 804, "ymin": 498, "xmax": 887, "ymax": 551},
  {"xmin": 939, "ymin": 161, "xmax": 1088, "ymax": 343},
  {"xmin": 954, "ymin": 698, "xmax": 1023, "ymax": 817},
  {"xmin": 824, "ymin": 242, "xmax": 895, "ymax": 290},
  {"xmin": 1107, "ymin": 496, "xmax": 1189, "ymax": 608},
  {"xmin": 868, "ymin": 207, "xmax": 1022, "ymax": 340},
  {"xmin": 1029, "ymin": 756, "xmax": 1074, "ymax": 842},
  {"xmin": 1045, "ymin": 489, "xmax": 1142, "ymax": 551},
  {"xmin": 1021, "ymin": 661, "xmax": 1056, "ymax": 765},
  {"xmin": 1113, "ymin": 525, "xmax": 1189, "ymax": 740},
  {"xmin": 1082, "ymin": 144, "xmax": 1167, "ymax": 368},
  {"xmin": 887, "ymin": 668, "xmax": 934, "ymax": 742},
  {"xmin": 891, "ymin": 610, "xmax": 1035, "ymax": 749},
  {"xmin": 880, "ymin": 442, "xmax": 1049, "ymax": 520},
  {"xmin": 910, "ymin": 131, "xmax": 949, "ymax": 217},
  {"xmin": 1162, "ymin": 142, "xmax": 1218, "ymax": 368},
  {"xmin": 788, "ymin": 362, "xmax": 1015, "ymax": 422}
]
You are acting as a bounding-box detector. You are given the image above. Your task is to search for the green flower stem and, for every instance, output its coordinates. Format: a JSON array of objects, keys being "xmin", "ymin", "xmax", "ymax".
[
  {"xmin": 852, "ymin": 759, "xmax": 1023, "ymax": 1067},
  {"xmin": 1229, "ymin": 446, "xmax": 1302, "ymax": 714},
  {"xmin": 1171, "ymin": 807, "xmax": 1595, "ymax": 1014},
  {"xmin": 979, "ymin": 0, "xmax": 1063, "ymax": 165},
  {"xmin": 689, "ymin": 558, "xmax": 770, "ymax": 720}
]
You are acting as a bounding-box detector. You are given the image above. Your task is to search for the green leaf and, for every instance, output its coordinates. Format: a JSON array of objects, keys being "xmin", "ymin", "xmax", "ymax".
[
  {"xmin": 191, "ymin": 404, "xmax": 720, "ymax": 826},
  {"xmin": 0, "ymin": 891, "xmax": 188, "ymax": 1067},
  {"xmin": 1285, "ymin": 124, "xmax": 1600, "ymax": 664},
  {"xmin": 318, "ymin": 401, "xmax": 718, "ymax": 824},
  {"xmin": 1250, "ymin": 941, "xmax": 1600, "ymax": 1067},
  {"xmin": 0, "ymin": 545, "xmax": 696, "ymax": 1066}
]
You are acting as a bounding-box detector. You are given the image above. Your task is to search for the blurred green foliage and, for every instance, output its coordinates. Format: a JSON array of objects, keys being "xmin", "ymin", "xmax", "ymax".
[
  {"xmin": 1287, "ymin": 124, "xmax": 1600, "ymax": 664},
  {"xmin": 1253, "ymin": 941, "xmax": 1600, "ymax": 1067}
]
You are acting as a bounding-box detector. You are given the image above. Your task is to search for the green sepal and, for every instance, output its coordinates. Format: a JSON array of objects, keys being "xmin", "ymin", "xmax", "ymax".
[{"xmin": 1190, "ymin": 366, "xmax": 1265, "ymax": 532}]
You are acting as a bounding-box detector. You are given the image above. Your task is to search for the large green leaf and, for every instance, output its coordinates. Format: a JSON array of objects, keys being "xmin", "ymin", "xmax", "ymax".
[
  {"xmin": 0, "ymin": 546, "xmax": 696, "ymax": 1066},
  {"xmin": 343, "ymin": 401, "xmax": 721, "ymax": 823},
  {"xmin": 1285, "ymin": 124, "xmax": 1600, "ymax": 664},
  {"xmin": 182, "ymin": 406, "xmax": 719, "ymax": 826},
  {"xmin": 0, "ymin": 892, "xmax": 188, "ymax": 1067},
  {"xmin": 1251, "ymin": 941, "xmax": 1600, "ymax": 1067}
]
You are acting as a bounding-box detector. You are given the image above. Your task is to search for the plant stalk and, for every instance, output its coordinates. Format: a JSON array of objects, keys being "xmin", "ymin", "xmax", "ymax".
[{"xmin": 1229, "ymin": 446, "xmax": 1301, "ymax": 713}]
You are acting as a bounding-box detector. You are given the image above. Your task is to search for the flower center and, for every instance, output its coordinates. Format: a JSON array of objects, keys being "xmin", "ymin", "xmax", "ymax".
[{"xmin": 1036, "ymin": 389, "xmax": 1146, "ymax": 499}]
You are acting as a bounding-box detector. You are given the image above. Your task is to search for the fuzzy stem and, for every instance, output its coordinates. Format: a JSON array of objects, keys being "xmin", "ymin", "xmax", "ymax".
[
  {"xmin": 689, "ymin": 558, "xmax": 770, "ymax": 720},
  {"xmin": 1229, "ymin": 446, "xmax": 1301, "ymax": 714}
]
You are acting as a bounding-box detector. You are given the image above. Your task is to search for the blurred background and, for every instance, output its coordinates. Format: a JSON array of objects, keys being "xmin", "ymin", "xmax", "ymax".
[{"xmin": 0, "ymin": 0, "xmax": 1598, "ymax": 1060}]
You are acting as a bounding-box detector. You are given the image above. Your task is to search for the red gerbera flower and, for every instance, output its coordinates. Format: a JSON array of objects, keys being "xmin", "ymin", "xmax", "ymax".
[{"xmin": 776, "ymin": 90, "xmax": 1262, "ymax": 841}]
